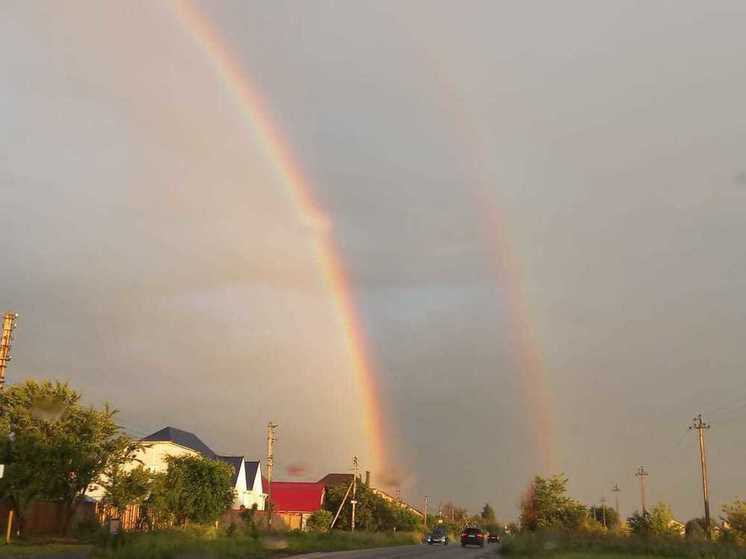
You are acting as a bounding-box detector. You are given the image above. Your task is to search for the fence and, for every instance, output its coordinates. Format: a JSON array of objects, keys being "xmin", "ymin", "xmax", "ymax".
[{"xmin": 0, "ymin": 500, "xmax": 97, "ymax": 537}]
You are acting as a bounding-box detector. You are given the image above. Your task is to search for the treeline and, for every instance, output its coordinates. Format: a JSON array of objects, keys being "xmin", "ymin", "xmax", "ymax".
[{"xmin": 503, "ymin": 473, "xmax": 746, "ymax": 557}]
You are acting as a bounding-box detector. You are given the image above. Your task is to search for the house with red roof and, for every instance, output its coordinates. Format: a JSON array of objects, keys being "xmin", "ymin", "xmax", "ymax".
[{"xmin": 269, "ymin": 481, "xmax": 325, "ymax": 531}]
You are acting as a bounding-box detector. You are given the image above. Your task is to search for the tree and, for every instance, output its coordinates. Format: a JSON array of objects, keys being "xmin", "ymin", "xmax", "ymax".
[
  {"xmin": 0, "ymin": 380, "xmax": 137, "ymax": 534},
  {"xmin": 589, "ymin": 504, "xmax": 620, "ymax": 529},
  {"xmin": 149, "ymin": 455, "xmax": 234, "ymax": 525},
  {"xmin": 685, "ymin": 518, "xmax": 707, "ymax": 541},
  {"xmin": 628, "ymin": 503, "xmax": 680, "ymax": 538},
  {"xmin": 307, "ymin": 509, "xmax": 333, "ymax": 533},
  {"xmin": 722, "ymin": 499, "xmax": 746, "ymax": 543},
  {"xmin": 101, "ymin": 465, "xmax": 153, "ymax": 512},
  {"xmin": 323, "ymin": 483, "xmax": 423, "ymax": 532},
  {"xmin": 520, "ymin": 475, "xmax": 587, "ymax": 532},
  {"xmin": 481, "ymin": 503, "xmax": 496, "ymax": 524}
]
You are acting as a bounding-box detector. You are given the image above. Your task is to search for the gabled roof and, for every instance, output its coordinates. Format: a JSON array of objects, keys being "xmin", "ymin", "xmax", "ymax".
[
  {"xmin": 217, "ymin": 456, "xmax": 244, "ymax": 486},
  {"xmin": 142, "ymin": 426, "xmax": 216, "ymax": 459},
  {"xmin": 270, "ymin": 482, "xmax": 325, "ymax": 514},
  {"xmin": 318, "ymin": 473, "xmax": 354, "ymax": 487},
  {"xmin": 244, "ymin": 461, "xmax": 260, "ymax": 491}
]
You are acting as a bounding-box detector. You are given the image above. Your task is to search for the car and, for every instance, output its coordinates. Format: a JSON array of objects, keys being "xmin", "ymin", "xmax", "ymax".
[
  {"xmin": 426, "ymin": 528, "xmax": 449, "ymax": 545},
  {"xmin": 487, "ymin": 533, "xmax": 501, "ymax": 543},
  {"xmin": 461, "ymin": 527, "xmax": 485, "ymax": 547}
]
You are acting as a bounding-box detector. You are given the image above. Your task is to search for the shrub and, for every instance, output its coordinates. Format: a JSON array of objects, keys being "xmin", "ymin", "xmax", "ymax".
[{"xmin": 307, "ymin": 510, "xmax": 333, "ymax": 533}]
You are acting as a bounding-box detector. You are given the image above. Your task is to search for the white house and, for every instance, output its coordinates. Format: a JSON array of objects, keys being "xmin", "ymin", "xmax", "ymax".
[
  {"xmin": 216, "ymin": 456, "xmax": 266, "ymax": 510},
  {"xmin": 87, "ymin": 426, "xmax": 266, "ymax": 510}
]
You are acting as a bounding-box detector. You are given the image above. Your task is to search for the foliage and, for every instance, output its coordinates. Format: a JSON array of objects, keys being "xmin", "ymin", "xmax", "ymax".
[
  {"xmin": 501, "ymin": 531, "xmax": 746, "ymax": 559},
  {"xmin": 481, "ymin": 503, "xmax": 496, "ymax": 524},
  {"xmin": 724, "ymin": 500, "xmax": 746, "ymax": 538},
  {"xmin": 628, "ymin": 503, "xmax": 681, "ymax": 538},
  {"xmin": 323, "ymin": 483, "xmax": 422, "ymax": 532},
  {"xmin": 0, "ymin": 380, "xmax": 138, "ymax": 534},
  {"xmin": 92, "ymin": 528, "xmax": 419, "ymax": 559},
  {"xmin": 146, "ymin": 455, "xmax": 235, "ymax": 525},
  {"xmin": 308, "ymin": 510, "xmax": 334, "ymax": 533},
  {"xmin": 520, "ymin": 475, "xmax": 588, "ymax": 532},
  {"xmin": 102, "ymin": 465, "xmax": 153, "ymax": 511},
  {"xmin": 589, "ymin": 504, "xmax": 620, "ymax": 529},
  {"xmin": 685, "ymin": 517, "xmax": 707, "ymax": 541}
]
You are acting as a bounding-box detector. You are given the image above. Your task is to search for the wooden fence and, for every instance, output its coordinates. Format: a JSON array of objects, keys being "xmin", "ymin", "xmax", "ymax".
[{"xmin": 0, "ymin": 500, "xmax": 97, "ymax": 537}]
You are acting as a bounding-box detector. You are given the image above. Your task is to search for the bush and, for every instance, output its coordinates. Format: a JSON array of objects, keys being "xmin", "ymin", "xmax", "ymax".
[{"xmin": 307, "ymin": 510, "xmax": 333, "ymax": 533}]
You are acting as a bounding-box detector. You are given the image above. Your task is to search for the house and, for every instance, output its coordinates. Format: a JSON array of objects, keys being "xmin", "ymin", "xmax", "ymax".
[
  {"xmin": 217, "ymin": 456, "xmax": 266, "ymax": 510},
  {"xmin": 88, "ymin": 426, "xmax": 266, "ymax": 510},
  {"xmin": 270, "ymin": 482, "xmax": 325, "ymax": 531}
]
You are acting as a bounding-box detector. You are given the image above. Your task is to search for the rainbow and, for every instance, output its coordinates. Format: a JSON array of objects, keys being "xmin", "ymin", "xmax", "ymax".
[
  {"xmin": 421, "ymin": 59, "xmax": 556, "ymax": 473},
  {"xmin": 166, "ymin": 0, "xmax": 390, "ymax": 475}
]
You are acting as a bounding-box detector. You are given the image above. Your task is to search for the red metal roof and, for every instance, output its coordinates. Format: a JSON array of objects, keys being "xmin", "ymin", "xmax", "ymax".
[{"xmin": 270, "ymin": 482, "xmax": 325, "ymax": 514}]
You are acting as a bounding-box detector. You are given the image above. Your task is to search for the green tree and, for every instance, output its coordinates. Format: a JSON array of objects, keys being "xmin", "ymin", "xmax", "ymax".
[
  {"xmin": 323, "ymin": 483, "xmax": 423, "ymax": 532},
  {"xmin": 520, "ymin": 474, "xmax": 587, "ymax": 531},
  {"xmin": 481, "ymin": 503, "xmax": 496, "ymax": 524},
  {"xmin": 685, "ymin": 517, "xmax": 706, "ymax": 541},
  {"xmin": 101, "ymin": 465, "xmax": 153, "ymax": 511},
  {"xmin": 722, "ymin": 499, "xmax": 746, "ymax": 543},
  {"xmin": 589, "ymin": 504, "xmax": 620, "ymax": 529},
  {"xmin": 307, "ymin": 509, "xmax": 333, "ymax": 533},
  {"xmin": 149, "ymin": 454, "xmax": 234, "ymax": 525},
  {"xmin": 0, "ymin": 380, "xmax": 137, "ymax": 534},
  {"xmin": 628, "ymin": 503, "xmax": 680, "ymax": 537}
]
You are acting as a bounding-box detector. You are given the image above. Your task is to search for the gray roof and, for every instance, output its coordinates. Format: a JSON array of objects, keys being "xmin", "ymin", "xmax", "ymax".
[
  {"xmin": 142, "ymin": 426, "xmax": 216, "ymax": 459},
  {"xmin": 244, "ymin": 461, "xmax": 260, "ymax": 490},
  {"xmin": 217, "ymin": 456, "xmax": 244, "ymax": 486}
]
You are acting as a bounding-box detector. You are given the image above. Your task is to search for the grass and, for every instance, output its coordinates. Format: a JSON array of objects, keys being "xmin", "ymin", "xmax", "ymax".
[
  {"xmin": 90, "ymin": 527, "xmax": 420, "ymax": 559},
  {"xmin": 500, "ymin": 532, "xmax": 746, "ymax": 559},
  {"xmin": 0, "ymin": 543, "xmax": 92, "ymax": 557}
]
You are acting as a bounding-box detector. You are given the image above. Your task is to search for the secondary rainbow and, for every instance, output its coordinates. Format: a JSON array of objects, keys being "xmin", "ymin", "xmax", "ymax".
[{"xmin": 167, "ymin": 0, "xmax": 390, "ymax": 474}]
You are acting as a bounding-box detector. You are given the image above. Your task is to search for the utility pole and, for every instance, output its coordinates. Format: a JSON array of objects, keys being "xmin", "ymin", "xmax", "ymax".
[
  {"xmin": 351, "ymin": 456, "xmax": 359, "ymax": 531},
  {"xmin": 690, "ymin": 414, "xmax": 712, "ymax": 539},
  {"xmin": 424, "ymin": 496, "xmax": 429, "ymax": 532},
  {"xmin": 612, "ymin": 484, "xmax": 621, "ymax": 517},
  {"xmin": 0, "ymin": 312, "xmax": 18, "ymax": 390},
  {"xmin": 600, "ymin": 497, "xmax": 607, "ymax": 528},
  {"xmin": 635, "ymin": 467, "xmax": 648, "ymax": 514},
  {"xmin": 266, "ymin": 422, "xmax": 278, "ymax": 529}
]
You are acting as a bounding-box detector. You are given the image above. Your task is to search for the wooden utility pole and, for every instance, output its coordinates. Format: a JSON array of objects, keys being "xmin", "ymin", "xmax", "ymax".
[
  {"xmin": 690, "ymin": 414, "xmax": 712, "ymax": 539},
  {"xmin": 0, "ymin": 312, "xmax": 18, "ymax": 390},
  {"xmin": 266, "ymin": 422, "xmax": 278, "ymax": 529},
  {"xmin": 351, "ymin": 456, "xmax": 359, "ymax": 531},
  {"xmin": 600, "ymin": 497, "xmax": 607, "ymax": 528},
  {"xmin": 424, "ymin": 496, "xmax": 429, "ymax": 532},
  {"xmin": 612, "ymin": 484, "xmax": 621, "ymax": 517},
  {"xmin": 635, "ymin": 467, "xmax": 648, "ymax": 513}
]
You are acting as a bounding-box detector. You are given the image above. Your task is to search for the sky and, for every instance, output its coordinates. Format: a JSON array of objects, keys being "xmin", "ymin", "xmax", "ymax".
[{"xmin": 2, "ymin": 0, "xmax": 746, "ymax": 521}]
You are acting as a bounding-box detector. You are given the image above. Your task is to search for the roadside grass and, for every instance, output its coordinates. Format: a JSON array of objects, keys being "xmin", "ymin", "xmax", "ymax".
[
  {"xmin": 500, "ymin": 532, "xmax": 746, "ymax": 559},
  {"xmin": 0, "ymin": 543, "xmax": 92, "ymax": 557},
  {"xmin": 91, "ymin": 527, "xmax": 420, "ymax": 559}
]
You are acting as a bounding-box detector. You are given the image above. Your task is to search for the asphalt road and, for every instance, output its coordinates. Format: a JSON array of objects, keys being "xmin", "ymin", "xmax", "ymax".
[{"xmin": 291, "ymin": 543, "xmax": 498, "ymax": 559}]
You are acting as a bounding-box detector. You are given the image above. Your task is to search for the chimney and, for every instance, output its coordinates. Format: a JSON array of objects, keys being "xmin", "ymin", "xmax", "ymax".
[{"xmin": 365, "ymin": 471, "xmax": 371, "ymax": 486}]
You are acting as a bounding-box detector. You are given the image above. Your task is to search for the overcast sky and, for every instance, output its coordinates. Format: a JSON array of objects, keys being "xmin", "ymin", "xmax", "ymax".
[{"xmin": 3, "ymin": 0, "xmax": 746, "ymax": 521}]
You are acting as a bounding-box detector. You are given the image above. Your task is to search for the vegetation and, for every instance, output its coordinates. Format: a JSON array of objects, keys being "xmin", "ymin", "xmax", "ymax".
[
  {"xmin": 146, "ymin": 455, "xmax": 235, "ymax": 526},
  {"xmin": 101, "ymin": 465, "xmax": 152, "ymax": 511},
  {"xmin": 323, "ymin": 483, "xmax": 422, "ymax": 532},
  {"xmin": 520, "ymin": 475, "xmax": 588, "ymax": 532},
  {"xmin": 91, "ymin": 526, "xmax": 419, "ymax": 559},
  {"xmin": 307, "ymin": 509, "xmax": 333, "ymax": 533},
  {"xmin": 0, "ymin": 380, "xmax": 138, "ymax": 535}
]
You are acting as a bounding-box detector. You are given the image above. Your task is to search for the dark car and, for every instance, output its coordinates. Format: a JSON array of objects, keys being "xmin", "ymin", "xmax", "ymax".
[
  {"xmin": 426, "ymin": 528, "xmax": 449, "ymax": 545},
  {"xmin": 461, "ymin": 527, "xmax": 485, "ymax": 547},
  {"xmin": 487, "ymin": 533, "xmax": 501, "ymax": 543}
]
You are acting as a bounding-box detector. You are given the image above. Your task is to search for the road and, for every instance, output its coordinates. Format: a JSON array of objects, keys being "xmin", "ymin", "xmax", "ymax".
[{"xmin": 291, "ymin": 543, "xmax": 498, "ymax": 559}]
